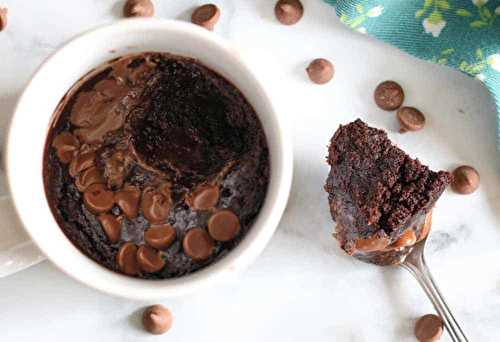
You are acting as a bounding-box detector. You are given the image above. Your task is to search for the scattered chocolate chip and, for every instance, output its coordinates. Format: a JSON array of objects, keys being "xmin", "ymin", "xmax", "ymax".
[
  {"xmin": 136, "ymin": 245, "xmax": 165, "ymax": 273},
  {"xmin": 397, "ymin": 106, "xmax": 426, "ymax": 132},
  {"xmin": 392, "ymin": 229, "xmax": 416, "ymax": 248},
  {"xmin": 374, "ymin": 80, "xmax": 405, "ymax": 111},
  {"xmin": 183, "ymin": 228, "xmax": 214, "ymax": 262},
  {"xmin": 115, "ymin": 185, "xmax": 141, "ymax": 220},
  {"xmin": 142, "ymin": 305, "xmax": 173, "ymax": 335},
  {"xmin": 98, "ymin": 214, "xmax": 122, "ymax": 243},
  {"xmin": 186, "ymin": 184, "xmax": 220, "ymax": 210},
  {"xmin": 274, "ymin": 0, "xmax": 303, "ymax": 25},
  {"xmin": 451, "ymin": 165, "xmax": 480, "ymax": 195},
  {"xmin": 69, "ymin": 151, "xmax": 96, "ymax": 177},
  {"xmin": 144, "ymin": 225, "xmax": 176, "ymax": 250},
  {"xmin": 123, "ymin": 0, "xmax": 154, "ymax": 18},
  {"xmin": 306, "ymin": 58, "xmax": 334, "ymax": 85},
  {"xmin": 52, "ymin": 132, "xmax": 80, "ymax": 164},
  {"xmin": 414, "ymin": 314, "xmax": 443, "ymax": 342},
  {"xmin": 76, "ymin": 166, "xmax": 106, "ymax": 192},
  {"xmin": 83, "ymin": 183, "xmax": 114, "ymax": 214},
  {"xmin": 208, "ymin": 209, "xmax": 241, "ymax": 242},
  {"xmin": 355, "ymin": 235, "xmax": 390, "ymax": 252},
  {"xmin": 116, "ymin": 242, "xmax": 140, "ymax": 276},
  {"xmin": 191, "ymin": 4, "xmax": 220, "ymax": 31},
  {"xmin": 0, "ymin": 8, "xmax": 7, "ymax": 31},
  {"xmin": 142, "ymin": 187, "xmax": 171, "ymax": 224}
]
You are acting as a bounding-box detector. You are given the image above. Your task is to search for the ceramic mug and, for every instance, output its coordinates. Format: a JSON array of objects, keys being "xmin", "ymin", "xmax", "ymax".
[{"xmin": 1, "ymin": 19, "xmax": 293, "ymax": 299}]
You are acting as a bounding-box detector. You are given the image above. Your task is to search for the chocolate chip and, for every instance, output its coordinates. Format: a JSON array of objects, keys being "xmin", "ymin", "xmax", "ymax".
[
  {"xmin": 52, "ymin": 132, "xmax": 80, "ymax": 164},
  {"xmin": 208, "ymin": 209, "xmax": 241, "ymax": 242},
  {"xmin": 74, "ymin": 109, "xmax": 126, "ymax": 144},
  {"xmin": 306, "ymin": 58, "xmax": 334, "ymax": 85},
  {"xmin": 95, "ymin": 78, "xmax": 129, "ymax": 97},
  {"xmin": 115, "ymin": 185, "xmax": 141, "ymax": 220},
  {"xmin": 397, "ymin": 107, "xmax": 426, "ymax": 132},
  {"xmin": 71, "ymin": 83, "xmax": 129, "ymax": 144},
  {"xmin": 83, "ymin": 183, "xmax": 114, "ymax": 214},
  {"xmin": 142, "ymin": 187, "xmax": 171, "ymax": 224},
  {"xmin": 451, "ymin": 165, "xmax": 479, "ymax": 195},
  {"xmin": 355, "ymin": 234, "xmax": 390, "ymax": 252},
  {"xmin": 116, "ymin": 242, "xmax": 139, "ymax": 276},
  {"xmin": 69, "ymin": 151, "xmax": 96, "ymax": 177},
  {"xmin": 191, "ymin": 4, "xmax": 220, "ymax": 31},
  {"xmin": 0, "ymin": 8, "xmax": 7, "ymax": 31},
  {"xmin": 186, "ymin": 184, "xmax": 220, "ymax": 210},
  {"xmin": 392, "ymin": 229, "xmax": 416, "ymax": 248},
  {"xmin": 374, "ymin": 80, "xmax": 405, "ymax": 111},
  {"xmin": 142, "ymin": 305, "xmax": 173, "ymax": 335},
  {"xmin": 104, "ymin": 150, "xmax": 130, "ymax": 189},
  {"xmin": 183, "ymin": 228, "xmax": 214, "ymax": 262},
  {"xmin": 144, "ymin": 225, "xmax": 176, "ymax": 250},
  {"xmin": 158, "ymin": 183, "xmax": 172, "ymax": 198},
  {"xmin": 123, "ymin": 0, "xmax": 154, "ymax": 18},
  {"xmin": 414, "ymin": 314, "xmax": 443, "ymax": 342},
  {"xmin": 98, "ymin": 214, "xmax": 122, "ymax": 244},
  {"xmin": 274, "ymin": 0, "xmax": 303, "ymax": 25},
  {"xmin": 136, "ymin": 245, "xmax": 165, "ymax": 273},
  {"xmin": 75, "ymin": 166, "xmax": 105, "ymax": 192},
  {"xmin": 70, "ymin": 91, "xmax": 108, "ymax": 128}
]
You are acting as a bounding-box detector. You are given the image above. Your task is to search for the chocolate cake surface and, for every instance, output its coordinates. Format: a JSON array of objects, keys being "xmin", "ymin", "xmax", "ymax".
[
  {"xmin": 325, "ymin": 119, "xmax": 450, "ymax": 265},
  {"xmin": 43, "ymin": 52, "xmax": 270, "ymax": 279}
]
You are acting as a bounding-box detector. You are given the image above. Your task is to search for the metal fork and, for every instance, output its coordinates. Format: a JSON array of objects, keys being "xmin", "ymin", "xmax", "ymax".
[{"xmin": 399, "ymin": 237, "xmax": 469, "ymax": 342}]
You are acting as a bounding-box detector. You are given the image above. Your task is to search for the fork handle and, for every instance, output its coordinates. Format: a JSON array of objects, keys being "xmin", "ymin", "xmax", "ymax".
[{"xmin": 400, "ymin": 254, "xmax": 469, "ymax": 342}]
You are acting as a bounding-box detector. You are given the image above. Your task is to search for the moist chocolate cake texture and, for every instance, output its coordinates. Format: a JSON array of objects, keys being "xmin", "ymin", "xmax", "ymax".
[
  {"xmin": 325, "ymin": 119, "xmax": 451, "ymax": 265},
  {"xmin": 44, "ymin": 52, "xmax": 270, "ymax": 279}
]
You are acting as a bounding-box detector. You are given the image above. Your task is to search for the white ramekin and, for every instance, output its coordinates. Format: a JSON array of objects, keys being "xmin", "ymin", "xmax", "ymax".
[{"xmin": 5, "ymin": 19, "xmax": 293, "ymax": 300}]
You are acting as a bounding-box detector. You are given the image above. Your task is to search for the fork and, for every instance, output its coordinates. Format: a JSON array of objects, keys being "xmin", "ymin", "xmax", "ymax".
[{"xmin": 399, "ymin": 237, "xmax": 469, "ymax": 342}]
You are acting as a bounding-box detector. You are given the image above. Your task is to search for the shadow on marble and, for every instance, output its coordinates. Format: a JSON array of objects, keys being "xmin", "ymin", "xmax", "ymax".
[
  {"xmin": 277, "ymin": 151, "xmax": 351, "ymax": 263},
  {"xmin": 294, "ymin": 59, "xmax": 314, "ymax": 84},
  {"xmin": 253, "ymin": 0, "xmax": 278, "ymax": 24},
  {"xmin": 110, "ymin": 1, "xmax": 125, "ymax": 19},
  {"xmin": 305, "ymin": 1, "xmax": 348, "ymax": 31},
  {"xmin": 0, "ymin": 261, "xmax": 85, "ymax": 301},
  {"xmin": 0, "ymin": 92, "xmax": 19, "ymax": 134},
  {"xmin": 0, "ymin": 93, "xmax": 22, "ymax": 193},
  {"xmin": 176, "ymin": 6, "xmax": 196, "ymax": 22},
  {"xmin": 127, "ymin": 307, "xmax": 146, "ymax": 333},
  {"xmin": 0, "ymin": 92, "xmax": 20, "ymax": 176}
]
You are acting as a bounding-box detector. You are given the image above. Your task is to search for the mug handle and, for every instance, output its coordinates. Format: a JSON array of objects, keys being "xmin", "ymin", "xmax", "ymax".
[{"xmin": 0, "ymin": 195, "xmax": 45, "ymax": 277}]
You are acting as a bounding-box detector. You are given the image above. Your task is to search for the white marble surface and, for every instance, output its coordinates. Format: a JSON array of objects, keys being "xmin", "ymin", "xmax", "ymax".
[{"xmin": 1, "ymin": 0, "xmax": 500, "ymax": 341}]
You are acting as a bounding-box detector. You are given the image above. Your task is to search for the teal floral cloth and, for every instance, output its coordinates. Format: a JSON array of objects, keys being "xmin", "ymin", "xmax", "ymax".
[{"xmin": 325, "ymin": 0, "xmax": 500, "ymax": 144}]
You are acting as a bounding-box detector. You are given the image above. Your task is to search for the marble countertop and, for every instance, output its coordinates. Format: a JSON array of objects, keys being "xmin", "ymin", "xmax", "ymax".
[{"xmin": 1, "ymin": 0, "xmax": 500, "ymax": 341}]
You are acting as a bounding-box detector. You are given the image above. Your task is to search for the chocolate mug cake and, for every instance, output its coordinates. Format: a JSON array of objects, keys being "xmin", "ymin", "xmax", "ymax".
[
  {"xmin": 325, "ymin": 120, "xmax": 451, "ymax": 265},
  {"xmin": 43, "ymin": 52, "xmax": 270, "ymax": 279}
]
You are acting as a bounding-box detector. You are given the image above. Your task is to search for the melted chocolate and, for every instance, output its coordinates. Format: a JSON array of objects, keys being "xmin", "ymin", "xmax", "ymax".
[{"xmin": 43, "ymin": 52, "xmax": 270, "ymax": 279}]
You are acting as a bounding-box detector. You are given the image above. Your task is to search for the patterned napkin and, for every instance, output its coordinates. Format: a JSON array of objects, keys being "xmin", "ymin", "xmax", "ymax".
[{"xmin": 325, "ymin": 0, "xmax": 500, "ymax": 143}]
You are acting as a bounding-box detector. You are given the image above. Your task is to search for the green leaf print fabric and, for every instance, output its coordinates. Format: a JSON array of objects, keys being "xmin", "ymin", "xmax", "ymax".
[{"xmin": 325, "ymin": 0, "xmax": 500, "ymax": 145}]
